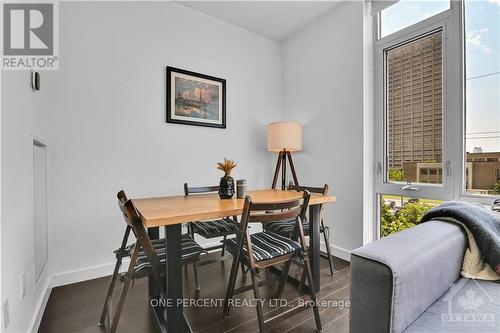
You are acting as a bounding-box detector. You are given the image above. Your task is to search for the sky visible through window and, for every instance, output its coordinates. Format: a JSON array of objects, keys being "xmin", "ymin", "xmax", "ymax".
[
  {"xmin": 464, "ymin": 0, "xmax": 500, "ymax": 153},
  {"xmin": 382, "ymin": 1, "xmax": 500, "ymax": 154},
  {"xmin": 381, "ymin": 0, "xmax": 450, "ymax": 37}
]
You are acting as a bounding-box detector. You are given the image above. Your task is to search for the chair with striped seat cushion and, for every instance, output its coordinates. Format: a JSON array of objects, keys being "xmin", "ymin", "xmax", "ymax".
[
  {"xmin": 266, "ymin": 183, "xmax": 335, "ymax": 277},
  {"xmin": 223, "ymin": 192, "xmax": 322, "ymax": 333},
  {"xmin": 191, "ymin": 218, "xmax": 240, "ymax": 238},
  {"xmin": 99, "ymin": 191, "xmax": 203, "ymax": 333},
  {"xmin": 124, "ymin": 235, "xmax": 202, "ymax": 256},
  {"xmin": 224, "ymin": 231, "xmax": 301, "ymax": 262},
  {"xmin": 184, "ymin": 183, "xmax": 239, "ymax": 256},
  {"xmin": 134, "ymin": 235, "xmax": 203, "ymax": 272}
]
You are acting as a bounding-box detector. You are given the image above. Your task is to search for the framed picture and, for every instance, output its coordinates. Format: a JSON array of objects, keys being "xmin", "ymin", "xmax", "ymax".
[{"xmin": 166, "ymin": 66, "xmax": 226, "ymax": 128}]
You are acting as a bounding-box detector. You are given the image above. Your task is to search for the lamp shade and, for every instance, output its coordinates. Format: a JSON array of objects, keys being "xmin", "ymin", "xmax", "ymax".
[{"xmin": 267, "ymin": 122, "xmax": 302, "ymax": 152}]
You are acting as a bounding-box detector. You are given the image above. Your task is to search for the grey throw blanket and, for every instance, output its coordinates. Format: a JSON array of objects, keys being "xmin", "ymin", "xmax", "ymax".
[{"xmin": 421, "ymin": 201, "xmax": 500, "ymax": 275}]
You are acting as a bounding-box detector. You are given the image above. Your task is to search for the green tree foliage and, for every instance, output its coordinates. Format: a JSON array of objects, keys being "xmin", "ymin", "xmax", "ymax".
[
  {"xmin": 388, "ymin": 169, "xmax": 405, "ymax": 182},
  {"xmin": 380, "ymin": 200, "xmax": 434, "ymax": 237},
  {"xmin": 490, "ymin": 181, "xmax": 500, "ymax": 195}
]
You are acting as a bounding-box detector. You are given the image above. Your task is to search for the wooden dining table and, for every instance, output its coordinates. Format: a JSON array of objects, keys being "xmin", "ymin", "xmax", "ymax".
[{"xmin": 133, "ymin": 188, "xmax": 336, "ymax": 333}]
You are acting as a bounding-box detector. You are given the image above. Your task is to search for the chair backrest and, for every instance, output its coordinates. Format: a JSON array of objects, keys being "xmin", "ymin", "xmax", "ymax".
[
  {"xmin": 117, "ymin": 197, "xmax": 165, "ymax": 295},
  {"xmin": 239, "ymin": 191, "xmax": 311, "ymax": 230},
  {"xmin": 184, "ymin": 183, "xmax": 219, "ymax": 195},
  {"xmin": 116, "ymin": 190, "xmax": 132, "ymax": 251},
  {"xmin": 288, "ymin": 182, "xmax": 328, "ymax": 223},
  {"xmin": 237, "ymin": 191, "xmax": 311, "ymax": 266},
  {"xmin": 117, "ymin": 190, "xmax": 128, "ymax": 203},
  {"xmin": 288, "ymin": 181, "xmax": 328, "ymax": 196}
]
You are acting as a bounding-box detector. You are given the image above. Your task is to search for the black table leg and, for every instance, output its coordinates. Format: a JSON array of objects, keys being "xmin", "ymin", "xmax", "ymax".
[
  {"xmin": 148, "ymin": 227, "xmax": 168, "ymax": 332},
  {"xmin": 165, "ymin": 224, "xmax": 186, "ymax": 332},
  {"xmin": 148, "ymin": 227, "xmax": 162, "ymax": 299},
  {"xmin": 309, "ymin": 205, "xmax": 321, "ymax": 293}
]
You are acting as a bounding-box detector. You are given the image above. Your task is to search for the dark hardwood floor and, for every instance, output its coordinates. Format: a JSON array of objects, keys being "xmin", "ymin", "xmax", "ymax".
[{"xmin": 38, "ymin": 252, "xmax": 350, "ymax": 333}]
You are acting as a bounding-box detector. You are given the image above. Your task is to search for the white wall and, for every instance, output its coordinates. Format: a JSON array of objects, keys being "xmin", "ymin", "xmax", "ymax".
[
  {"xmin": 1, "ymin": 1, "xmax": 282, "ymax": 332},
  {"xmin": 1, "ymin": 70, "xmax": 52, "ymax": 332},
  {"xmin": 282, "ymin": 1, "xmax": 366, "ymax": 256},
  {"xmin": 46, "ymin": 1, "xmax": 282, "ymax": 276}
]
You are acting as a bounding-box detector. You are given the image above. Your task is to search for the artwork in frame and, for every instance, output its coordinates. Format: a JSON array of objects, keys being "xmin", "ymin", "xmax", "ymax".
[{"xmin": 166, "ymin": 66, "xmax": 226, "ymax": 128}]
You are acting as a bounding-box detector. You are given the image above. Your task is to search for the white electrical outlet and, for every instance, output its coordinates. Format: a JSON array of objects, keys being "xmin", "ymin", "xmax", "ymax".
[
  {"xmin": 2, "ymin": 299, "xmax": 9, "ymax": 330},
  {"xmin": 20, "ymin": 271, "xmax": 27, "ymax": 299}
]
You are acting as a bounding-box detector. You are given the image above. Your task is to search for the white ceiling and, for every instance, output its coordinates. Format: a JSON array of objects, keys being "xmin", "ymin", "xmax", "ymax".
[{"xmin": 176, "ymin": 1, "xmax": 342, "ymax": 42}]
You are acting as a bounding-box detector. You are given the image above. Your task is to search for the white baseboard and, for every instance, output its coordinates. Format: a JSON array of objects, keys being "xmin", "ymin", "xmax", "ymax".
[
  {"xmin": 49, "ymin": 262, "xmax": 120, "ymax": 288},
  {"xmin": 28, "ymin": 278, "xmax": 51, "ymax": 333},
  {"xmin": 320, "ymin": 240, "xmax": 351, "ymax": 262}
]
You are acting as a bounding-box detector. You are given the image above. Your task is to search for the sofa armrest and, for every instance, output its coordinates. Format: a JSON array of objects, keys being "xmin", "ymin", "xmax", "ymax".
[{"xmin": 349, "ymin": 220, "xmax": 467, "ymax": 333}]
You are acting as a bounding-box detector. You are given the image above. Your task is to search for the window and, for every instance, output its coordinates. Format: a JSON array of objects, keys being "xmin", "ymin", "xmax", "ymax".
[
  {"xmin": 385, "ymin": 31, "xmax": 444, "ymax": 186},
  {"xmin": 374, "ymin": 1, "xmax": 498, "ymax": 240},
  {"xmin": 374, "ymin": 0, "xmax": 457, "ymax": 239},
  {"xmin": 375, "ymin": 2, "xmax": 454, "ymax": 200},
  {"xmin": 464, "ymin": 0, "xmax": 500, "ymax": 196},
  {"xmin": 380, "ymin": 0, "xmax": 450, "ymax": 38}
]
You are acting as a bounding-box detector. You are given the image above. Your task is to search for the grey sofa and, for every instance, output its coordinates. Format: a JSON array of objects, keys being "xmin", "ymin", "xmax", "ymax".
[{"xmin": 349, "ymin": 220, "xmax": 500, "ymax": 333}]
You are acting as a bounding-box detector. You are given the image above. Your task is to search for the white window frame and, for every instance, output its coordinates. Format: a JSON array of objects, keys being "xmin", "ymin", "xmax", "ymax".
[
  {"xmin": 372, "ymin": 0, "xmax": 481, "ymax": 239},
  {"xmin": 373, "ymin": 0, "xmax": 499, "ymax": 241},
  {"xmin": 375, "ymin": 1, "xmax": 461, "ymax": 200}
]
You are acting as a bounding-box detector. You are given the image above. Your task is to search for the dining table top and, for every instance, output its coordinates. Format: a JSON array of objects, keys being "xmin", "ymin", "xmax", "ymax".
[{"xmin": 133, "ymin": 188, "xmax": 336, "ymax": 228}]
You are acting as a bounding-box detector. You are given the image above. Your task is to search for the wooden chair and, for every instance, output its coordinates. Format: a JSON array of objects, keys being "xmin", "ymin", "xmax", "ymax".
[
  {"xmin": 222, "ymin": 191, "xmax": 322, "ymax": 332},
  {"xmin": 184, "ymin": 183, "xmax": 239, "ymax": 256},
  {"xmin": 264, "ymin": 182, "xmax": 335, "ymax": 275},
  {"xmin": 98, "ymin": 192, "xmax": 203, "ymax": 333},
  {"xmin": 98, "ymin": 190, "xmax": 130, "ymax": 326}
]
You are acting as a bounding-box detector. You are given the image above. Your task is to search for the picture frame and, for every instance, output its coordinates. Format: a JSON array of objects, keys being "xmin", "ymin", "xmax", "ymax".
[{"xmin": 166, "ymin": 66, "xmax": 226, "ymax": 129}]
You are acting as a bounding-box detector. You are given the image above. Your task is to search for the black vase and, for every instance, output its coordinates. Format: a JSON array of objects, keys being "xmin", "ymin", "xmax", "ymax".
[{"xmin": 219, "ymin": 175, "xmax": 235, "ymax": 199}]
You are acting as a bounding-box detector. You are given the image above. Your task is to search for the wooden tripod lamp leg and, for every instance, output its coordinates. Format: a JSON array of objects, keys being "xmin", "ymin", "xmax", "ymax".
[
  {"xmin": 281, "ymin": 149, "xmax": 287, "ymax": 190},
  {"xmin": 271, "ymin": 151, "xmax": 283, "ymax": 189},
  {"xmin": 286, "ymin": 151, "xmax": 299, "ymax": 187},
  {"xmin": 272, "ymin": 150, "xmax": 299, "ymax": 189}
]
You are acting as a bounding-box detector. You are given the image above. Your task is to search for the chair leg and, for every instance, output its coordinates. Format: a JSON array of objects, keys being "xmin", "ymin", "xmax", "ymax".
[
  {"xmin": 221, "ymin": 235, "xmax": 227, "ymax": 256},
  {"xmin": 276, "ymin": 259, "xmax": 292, "ymax": 298},
  {"xmin": 250, "ymin": 269, "xmax": 265, "ymax": 332},
  {"xmin": 193, "ymin": 262, "xmax": 200, "ymax": 291},
  {"xmin": 299, "ymin": 264, "xmax": 307, "ymax": 291},
  {"xmin": 110, "ymin": 273, "xmax": 132, "ymax": 333},
  {"xmin": 223, "ymin": 252, "xmax": 240, "ymax": 318},
  {"xmin": 303, "ymin": 254, "xmax": 323, "ymax": 332},
  {"xmin": 240, "ymin": 256, "xmax": 248, "ymax": 276},
  {"xmin": 98, "ymin": 258, "xmax": 122, "ymax": 326},
  {"xmin": 322, "ymin": 221, "xmax": 335, "ymax": 276},
  {"xmin": 110, "ymin": 247, "xmax": 139, "ymax": 333}
]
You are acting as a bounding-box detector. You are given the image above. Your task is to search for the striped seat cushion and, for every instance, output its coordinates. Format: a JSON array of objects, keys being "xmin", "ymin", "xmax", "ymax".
[
  {"xmin": 124, "ymin": 237, "xmax": 173, "ymax": 255},
  {"xmin": 264, "ymin": 219, "xmax": 309, "ymax": 238},
  {"xmin": 132, "ymin": 235, "xmax": 203, "ymax": 272},
  {"xmin": 191, "ymin": 218, "xmax": 239, "ymax": 238},
  {"xmin": 224, "ymin": 232, "xmax": 302, "ymax": 262}
]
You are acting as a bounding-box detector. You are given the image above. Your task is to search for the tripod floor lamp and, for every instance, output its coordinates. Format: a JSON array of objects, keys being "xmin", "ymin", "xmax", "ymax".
[{"xmin": 267, "ymin": 121, "xmax": 302, "ymax": 190}]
